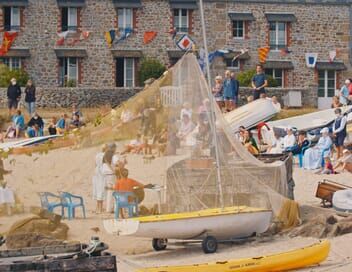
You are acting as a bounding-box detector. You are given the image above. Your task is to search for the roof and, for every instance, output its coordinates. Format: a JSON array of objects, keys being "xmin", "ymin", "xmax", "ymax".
[
  {"xmin": 112, "ymin": 0, "xmax": 142, "ymax": 8},
  {"xmin": 54, "ymin": 48, "xmax": 88, "ymax": 58},
  {"xmin": 315, "ymin": 61, "xmax": 347, "ymax": 71},
  {"xmin": 111, "ymin": 50, "xmax": 143, "ymax": 58},
  {"xmin": 264, "ymin": 60, "xmax": 294, "ymax": 69},
  {"xmin": 1, "ymin": 48, "xmax": 30, "ymax": 58},
  {"xmin": 56, "ymin": 0, "xmax": 86, "ymax": 7},
  {"xmin": 228, "ymin": 12, "xmax": 255, "ymax": 21},
  {"xmin": 0, "ymin": 0, "xmax": 28, "ymax": 6},
  {"xmin": 169, "ymin": 0, "xmax": 198, "ymax": 9},
  {"xmin": 265, "ymin": 13, "xmax": 297, "ymax": 22}
]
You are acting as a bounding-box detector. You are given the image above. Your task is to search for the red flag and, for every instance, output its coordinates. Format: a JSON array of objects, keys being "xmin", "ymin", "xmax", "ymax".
[
  {"xmin": 143, "ymin": 31, "xmax": 157, "ymax": 44},
  {"xmin": 258, "ymin": 46, "xmax": 270, "ymax": 63},
  {"xmin": 56, "ymin": 37, "xmax": 65, "ymax": 46},
  {"xmin": 0, "ymin": 32, "xmax": 18, "ymax": 56}
]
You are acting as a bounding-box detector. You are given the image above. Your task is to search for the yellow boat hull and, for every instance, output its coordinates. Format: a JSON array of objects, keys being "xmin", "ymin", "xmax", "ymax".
[{"xmin": 138, "ymin": 240, "xmax": 330, "ymax": 272}]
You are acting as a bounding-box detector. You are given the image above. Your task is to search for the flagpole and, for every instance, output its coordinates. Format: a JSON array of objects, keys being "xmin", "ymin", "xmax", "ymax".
[{"xmin": 199, "ymin": 0, "xmax": 224, "ymax": 209}]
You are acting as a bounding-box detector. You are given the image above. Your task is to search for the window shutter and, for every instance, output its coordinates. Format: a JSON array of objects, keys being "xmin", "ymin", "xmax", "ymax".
[
  {"xmin": 4, "ymin": 7, "xmax": 11, "ymax": 31},
  {"xmin": 20, "ymin": 7, "xmax": 24, "ymax": 28},
  {"xmin": 61, "ymin": 7, "xmax": 68, "ymax": 31},
  {"xmin": 132, "ymin": 8, "xmax": 137, "ymax": 30},
  {"xmin": 188, "ymin": 9, "xmax": 193, "ymax": 34},
  {"xmin": 77, "ymin": 7, "xmax": 81, "ymax": 30},
  {"xmin": 286, "ymin": 22, "xmax": 291, "ymax": 47},
  {"xmin": 78, "ymin": 58, "xmax": 82, "ymax": 84},
  {"xmin": 244, "ymin": 21, "xmax": 249, "ymax": 39}
]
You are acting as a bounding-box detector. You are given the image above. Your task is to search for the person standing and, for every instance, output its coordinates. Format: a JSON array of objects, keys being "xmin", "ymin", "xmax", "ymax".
[
  {"xmin": 251, "ymin": 64, "xmax": 268, "ymax": 100},
  {"xmin": 230, "ymin": 72, "xmax": 240, "ymax": 109},
  {"xmin": 102, "ymin": 148, "xmax": 116, "ymax": 213},
  {"xmin": 332, "ymin": 108, "xmax": 347, "ymax": 159},
  {"xmin": 212, "ymin": 76, "xmax": 224, "ymax": 110},
  {"xmin": 92, "ymin": 144, "xmax": 107, "ymax": 214},
  {"xmin": 223, "ymin": 70, "xmax": 235, "ymax": 112},
  {"xmin": 24, "ymin": 79, "xmax": 36, "ymax": 116},
  {"xmin": 339, "ymin": 79, "xmax": 350, "ymax": 106},
  {"xmin": 7, "ymin": 78, "xmax": 21, "ymax": 116}
]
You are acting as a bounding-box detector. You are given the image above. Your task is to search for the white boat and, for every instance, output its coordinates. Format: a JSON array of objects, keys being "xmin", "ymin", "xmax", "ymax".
[
  {"xmin": 224, "ymin": 99, "xmax": 280, "ymax": 134},
  {"xmin": 0, "ymin": 135, "xmax": 61, "ymax": 151},
  {"xmin": 104, "ymin": 206, "xmax": 272, "ymax": 241},
  {"xmin": 333, "ymin": 189, "xmax": 352, "ymax": 213}
]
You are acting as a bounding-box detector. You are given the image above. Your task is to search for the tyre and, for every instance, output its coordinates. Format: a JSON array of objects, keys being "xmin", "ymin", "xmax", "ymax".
[
  {"xmin": 152, "ymin": 238, "xmax": 168, "ymax": 251},
  {"xmin": 202, "ymin": 236, "xmax": 218, "ymax": 254}
]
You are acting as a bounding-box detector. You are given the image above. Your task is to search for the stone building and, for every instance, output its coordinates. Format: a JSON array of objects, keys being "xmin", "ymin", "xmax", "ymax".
[{"xmin": 0, "ymin": 0, "xmax": 351, "ymax": 108}]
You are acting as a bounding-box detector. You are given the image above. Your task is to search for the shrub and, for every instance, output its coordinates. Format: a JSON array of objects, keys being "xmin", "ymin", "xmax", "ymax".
[
  {"xmin": 65, "ymin": 79, "xmax": 77, "ymax": 87},
  {"xmin": 236, "ymin": 69, "xmax": 279, "ymax": 87},
  {"xmin": 0, "ymin": 63, "xmax": 29, "ymax": 87},
  {"xmin": 139, "ymin": 58, "xmax": 166, "ymax": 86}
]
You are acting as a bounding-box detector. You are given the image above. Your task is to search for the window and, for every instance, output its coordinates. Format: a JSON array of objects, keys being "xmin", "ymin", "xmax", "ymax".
[
  {"xmin": 59, "ymin": 57, "xmax": 78, "ymax": 86},
  {"xmin": 0, "ymin": 58, "xmax": 21, "ymax": 70},
  {"xmin": 225, "ymin": 58, "xmax": 240, "ymax": 70},
  {"xmin": 117, "ymin": 8, "xmax": 133, "ymax": 34},
  {"xmin": 318, "ymin": 70, "xmax": 336, "ymax": 98},
  {"xmin": 61, "ymin": 7, "xmax": 78, "ymax": 32},
  {"xmin": 269, "ymin": 22, "xmax": 286, "ymax": 50},
  {"xmin": 232, "ymin": 20, "xmax": 244, "ymax": 39},
  {"xmin": 116, "ymin": 58, "xmax": 135, "ymax": 87},
  {"xmin": 174, "ymin": 9, "xmax": 188, "ymax": 33},
  {"xmin": 265, "ymin": 69, "xmax": 283, "ymax": 87},
  {"xmin": 4, "ymin": 7, "xmax": 20, "ymax": 31}
]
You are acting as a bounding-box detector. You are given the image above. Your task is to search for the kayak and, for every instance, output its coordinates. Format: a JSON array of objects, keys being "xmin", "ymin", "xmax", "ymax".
[{"xmin": 137, "ymin": 240, "xmax": 330, "ymax": 272}]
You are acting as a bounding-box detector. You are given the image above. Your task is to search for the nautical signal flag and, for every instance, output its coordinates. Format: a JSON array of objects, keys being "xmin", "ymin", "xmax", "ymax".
[
  {"xmin": 305, "ymin": 53, "xmax": 318, "ymax": 68},
  {"xmin": 280, "ymin": 48, "xmax": 292, "ymax": 56},
  {"xmin": 176, "ymin": 34, "xmax": 194, "ymax": 51},
  {"xmin": 329, "ymin": 50, "xmax": 336, "ymax": 63},
  {"xmin": 105, "ymin": 30, "xmax": 116, "ymax": 48},
  {"xmin": 143, "ymin": 31, "xmax": 157, "ymax": 44},
  {"xmin": 258, "ymin": 46, "xmax": 270, "ymax": 63},
  {"xmin": 0, "ymin": 32, "xmax": 18, "ymax": 56}
]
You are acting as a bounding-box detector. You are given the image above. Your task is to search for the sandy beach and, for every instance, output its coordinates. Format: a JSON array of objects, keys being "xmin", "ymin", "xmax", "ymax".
[{"xmin": 1, "ymin": 144, "xmax": 352, "ymax": 271}]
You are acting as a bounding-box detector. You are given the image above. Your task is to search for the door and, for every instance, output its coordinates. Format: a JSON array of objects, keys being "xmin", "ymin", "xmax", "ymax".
[
  {"xmin": 318, "ymin": 70, "xmax": 336, "ymax": 109},
  {"xmin": 116, "ymin": 58, "xmax": 124, "ymax": 87}
]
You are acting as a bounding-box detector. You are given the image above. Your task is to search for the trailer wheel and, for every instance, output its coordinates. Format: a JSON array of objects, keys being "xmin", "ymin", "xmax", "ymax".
[
  {"xmin": 202, "ymin": 236, "xmax": 218, "ymax": 254},
  {"xmin": 152, "ymin": 238, "xmax": 168, "ymax": 251}
]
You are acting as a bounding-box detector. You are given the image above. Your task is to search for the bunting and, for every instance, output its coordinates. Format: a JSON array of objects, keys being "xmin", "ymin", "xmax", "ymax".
[
  {"xmin": 280, "ymin": 48, "xmax": 292, "ymax": 56},
  {"xmin": 329, "ymin": 50, "xmax": 336, "ymax": 63},
  {"xmin": 176, "ymin": 34, "xmax": 194, "ymax": 51},
  {"xmin": 56, "ymin": 31, "xmax": 70, "ymax": 46},
  {"xmin": 114, "ymin": 28, "xmax": 133, "ymax": 44},
  {"xmin": 0, "ymin": 32, "xmax": 18, "ymax": 56},
  {"xmin": 143, "ymin": 31, "xmax": 157, "ymax": 44},
  {"xmin": 80, "ymin": 31, "xmax": 90, "ymax": 41},
  {"xmin": 258, "ymin": 46, "xmax": 270, "ymax": 63},
  {"xmin": 232, "ymin": 48, "xmax": 249, "ymax": 62}
]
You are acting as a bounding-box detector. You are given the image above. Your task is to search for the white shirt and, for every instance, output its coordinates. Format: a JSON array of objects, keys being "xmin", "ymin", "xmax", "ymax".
[
  {"xmin": 180, "ymin": 108, "xmax": 192, "ymax": 120},
  {"xmin": 283, "ymin": 134, "xmax": 296, "ymax": 149}
]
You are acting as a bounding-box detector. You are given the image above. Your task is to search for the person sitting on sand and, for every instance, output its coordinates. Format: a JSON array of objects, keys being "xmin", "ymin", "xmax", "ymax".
[
  {"xmin": 331, "ymin": 96, "xmax": 342, "ymax": 108},
  {"xmin": 318, "ymin": 156, "xmax": 336, "ymax": 175},
  {"xmin": 335, "ymin": 149, "xmax": 352, "ymax": 173},
  {"xmin": 242, "ymin": 130, "xmax": 259, "ymax": 155},
  {"xmin": 121, "ymin": 134, "xmax": 143, "ymax": 155},
  {"xmin": 5, "ymin": 110, "xmax": 25, "ymax": 139},
  {"xmin": 283, "ymin": 127, "xmax": 297, "ymax": 152},
  {"xmin": 303, "ymin": 127, "xmax": 332, "ymax": 170},
  {"xmin": 177, "ymin": 114, "xmax": 195, "ymax": 142},
  {"xmin": 48, "ymin": 117, "xmax": 57, "ymax": 135},
  {"xmin": 56, "ymin": 113, "xmax": 68, "ymax": 134},
  {"xmin": 69, "ymin": 114, "xmax": 83, "ymax": 129},
  {"xmin": 26, "ymin": 112, "xmax": 44, "ymax": 137},
  {"xmin": 267, "ymin": 132, "xmax": 284, "ymax": 154}
]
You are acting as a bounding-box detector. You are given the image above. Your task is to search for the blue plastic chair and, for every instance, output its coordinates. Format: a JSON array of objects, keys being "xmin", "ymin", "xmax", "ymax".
[
  {"xmin": 113, "ymin": 191, "xmax": 139, "ymax": 219},
  {"xmin": 321, "ymin": 145, "xmax": 333, "ymax": 168},
  {"xmin": 60, "ymin": 192, "xmax": 86, "ymax": 220},
  {"xmin": 38, "ymin": 192, "xmax": 64, "ymax": 216},
  {"xmin": 294, "ymin": 140, "xmax": 312, "ymax": 168}
]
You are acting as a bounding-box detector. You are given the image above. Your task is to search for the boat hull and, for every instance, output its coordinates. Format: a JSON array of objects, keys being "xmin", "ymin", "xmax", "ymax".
[
  {"xmin": 137, "ymin": 240, "xmax": 330, "ymax": 272},
  {"xmin": 104, "ymin": 208, "xmax": 272, "ymax": 240}
]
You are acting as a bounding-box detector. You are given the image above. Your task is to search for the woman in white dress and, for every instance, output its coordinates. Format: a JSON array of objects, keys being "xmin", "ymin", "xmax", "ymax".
[
  {"xmin": 92, "ymin": 144, "xmax": 106, "ymax": 214},
  {"xmin": 102, "ymin": 148, "xmax": 116, "ymax": 213},
  {"xmin": 303, "ymin": 127, "xmax": 332, "ymax": 170}
]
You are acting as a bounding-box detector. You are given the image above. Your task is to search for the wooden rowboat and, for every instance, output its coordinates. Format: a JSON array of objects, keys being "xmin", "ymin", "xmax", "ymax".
[{"xmin": 137, "ymin": 240, "xmax": 330, "ymax": 272}]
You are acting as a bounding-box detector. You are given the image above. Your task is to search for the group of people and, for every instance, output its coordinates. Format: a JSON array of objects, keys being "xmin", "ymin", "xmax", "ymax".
[
  {"xmin": 92, "ymin": 142, "xmax": 151, "ymax": 215},
  {"xmin": 7, "ymin": 78, "xmax": 36, "ymax": 117}
]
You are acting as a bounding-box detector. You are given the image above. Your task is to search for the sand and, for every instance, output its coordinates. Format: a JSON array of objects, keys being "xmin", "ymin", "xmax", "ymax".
[{"xmin": 1, "ymin": 145, "xmax": 352, "ymax": 271}]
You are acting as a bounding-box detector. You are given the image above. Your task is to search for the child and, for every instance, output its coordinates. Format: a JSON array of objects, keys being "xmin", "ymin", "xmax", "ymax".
[
  {"xmin": 48, "ymin": 117, "xmax": 57, "ymax": 135},
  {"xmin": 320, "ymin": 157, "xmax": 336, "ymax": 175}
]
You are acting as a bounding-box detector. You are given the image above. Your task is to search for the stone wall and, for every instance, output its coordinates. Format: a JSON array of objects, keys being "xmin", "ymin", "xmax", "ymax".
[{"xmin": 0, "ymin": 87, "xmax": 141, "ymax": 108}]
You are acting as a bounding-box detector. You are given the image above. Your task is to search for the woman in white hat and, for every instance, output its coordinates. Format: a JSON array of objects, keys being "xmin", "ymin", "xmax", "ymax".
[
  {"xmin": 303, "ymin": 127, "xmax": 332, "ymax": 170},
  {"xmin": 212, "ymin": 75, "xmax": 224, "ymax": 111}
]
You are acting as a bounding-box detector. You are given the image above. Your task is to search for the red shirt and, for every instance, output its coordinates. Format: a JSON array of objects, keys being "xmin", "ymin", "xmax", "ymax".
[
  {"xmin": 348, "ymin": 84, "xmax": 352, "ymax": 95},
  {"xmin": 114, "ymin": 178, "xmax": 143, "ymax": 192}
]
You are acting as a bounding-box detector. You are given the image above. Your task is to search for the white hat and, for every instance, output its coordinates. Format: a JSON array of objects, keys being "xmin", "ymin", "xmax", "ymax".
[
  {"xmin": 345, "ymin": 79, "xmax": 351, "ymax": 84},
  {"xmin": 320, "ymin": 127, "xmax": 329, "ymax": 134},
  {"xmin": 215, "ymin": 75, "xmax": 222, "ymax": 81}
]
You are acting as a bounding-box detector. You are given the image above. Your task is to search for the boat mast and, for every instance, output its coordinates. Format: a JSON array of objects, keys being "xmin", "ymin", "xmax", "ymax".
[{"xmin": 199, "ymin": 0, "xmax": 224, "ymax": 208}]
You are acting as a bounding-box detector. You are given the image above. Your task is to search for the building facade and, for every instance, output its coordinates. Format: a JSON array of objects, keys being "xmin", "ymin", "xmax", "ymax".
[{"xmin": 0, "ymin": 0, "xmax": 351, "ymax": 108}]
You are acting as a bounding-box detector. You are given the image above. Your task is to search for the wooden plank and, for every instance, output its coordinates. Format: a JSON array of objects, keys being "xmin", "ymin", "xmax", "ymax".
[{"xmin": 0, "ymin": 255, "xmax": 117, "ymax": 272}]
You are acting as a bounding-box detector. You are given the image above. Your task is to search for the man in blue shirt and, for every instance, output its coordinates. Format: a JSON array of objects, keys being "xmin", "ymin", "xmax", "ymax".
[
  {"xmin": 251, "ymin": 64, "xmax": 268, "ymax": 100},
  {"xmin": 339, "ymin": 79, "xmax": 350, "ymax": 106}
]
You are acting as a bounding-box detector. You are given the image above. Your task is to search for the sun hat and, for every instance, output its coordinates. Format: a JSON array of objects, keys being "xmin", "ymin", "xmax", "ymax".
[{"xmin": 320, "ymin": 127, "xmax": 329, "ymax": 134}]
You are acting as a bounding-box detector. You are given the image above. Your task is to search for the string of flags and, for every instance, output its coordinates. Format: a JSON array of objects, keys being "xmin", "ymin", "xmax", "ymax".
[
  {"xmin": 258, "ymin": 46, "xmax": 270, "ymax": 63},
  {"xmin": 143, "ymin": 31, "xmax": 157, "ymax": 44},
  {"xmin": 0, "ymin": 32, "xmax": 17, "ymax": 56},
  {"xmin": 56, "ymin": 30, "xmax": 90, "ymax": 46}
]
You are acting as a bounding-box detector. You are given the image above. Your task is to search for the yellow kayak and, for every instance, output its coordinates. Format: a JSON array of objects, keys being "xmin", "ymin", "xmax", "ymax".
[{"xmin": 138, "ymin": 240, "xmax": 330, "ymax": 272}]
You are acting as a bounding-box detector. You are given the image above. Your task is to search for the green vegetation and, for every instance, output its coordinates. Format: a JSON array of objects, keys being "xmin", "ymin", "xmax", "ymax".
[
  {"xmin": 139, "ymin": 58, "xmax": 166, "ymax": 86},
  {"xmin": 0, "ymin": 63, "xmax": 29, "ymax": 87}
]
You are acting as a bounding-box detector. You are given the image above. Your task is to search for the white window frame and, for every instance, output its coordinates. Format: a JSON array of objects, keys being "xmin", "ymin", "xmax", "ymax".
[
  {"xmin": 266, "ymin": 68, "xmax": 284, "ymax": 88},
  {"xmin": 10, "ymin": 7, "xmax": 20, "ymax": 31},
  {"xmin": 270, "ymin": 21, "xmax": 287, "ymax": 51},
  {"xmin": 318, "ymin": 70, "xmax": 336, "ymax": 98},
  {"xmin": 232, "ymin": 20, "xmax": 245, "ymax": 39},
  {"xmin": 67, "ymin": 57, "xmax": 78, "ymax": 82},
  {"xmin": 118, "ymin": 8, "xmax": 133, "ymax": 33},
  {"xmin": 174, "ymin": 9, "xmax": 189, "ymax": 33},
  {"xmin": 0, "ymin": 57, "xmax": 21, "ymax": 70},
  {"xmin": 67, "ymin": 7, "xmax": 78, "ymax": 32},
  {"xmin": 124, "ymin": 58, "xmax": 135, "ymax": 88}
]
